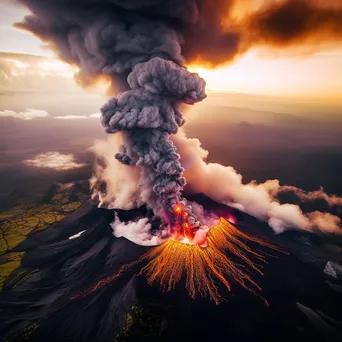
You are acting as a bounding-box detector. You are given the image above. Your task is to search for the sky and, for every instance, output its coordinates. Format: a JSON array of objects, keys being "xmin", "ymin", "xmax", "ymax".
[{"xmin": 0, "ymin": 0, "xmax": 342, "ymax": 115}]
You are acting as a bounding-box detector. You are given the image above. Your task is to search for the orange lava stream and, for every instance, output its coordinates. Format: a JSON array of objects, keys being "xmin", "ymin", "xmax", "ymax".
[
  {"xmin": 69, "ymin": 254, "xmax": 148, "ymax": 300},
  {"xmin": 69, "ymin": 218, "xmax": 286, "ymax": 304},
  {"xmin": 140, "ymin": 218, "xmax": 286, "ymax": 305}
]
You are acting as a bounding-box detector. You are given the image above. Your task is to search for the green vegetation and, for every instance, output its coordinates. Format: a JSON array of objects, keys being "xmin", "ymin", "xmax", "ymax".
[
  {"xmin": 5, "ymin": 324, "xmax": 39, "ymax": 342},
  {"xmin": 0, "ymin": 181, "xmax": 166, "ymax": 341},
  {"xmin": 0, "ymin": 182, "xmax": 89, "ymax": 290},
  {"xmin": 115, "ymin": 305, "xmax": 164, "ymax": 342}
]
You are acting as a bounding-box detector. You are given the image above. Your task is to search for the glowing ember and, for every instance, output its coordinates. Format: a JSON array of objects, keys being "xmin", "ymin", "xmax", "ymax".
[
  {"xmin": 174, "ymin": 205, "xmax": 183, "ymax": 214},
  {"xmin": 171, "ymin": 203, "xmax": 198, "ymax": 243},
  {"xmin": 227, "ymin": 214, "xmax": 238, "ymax": 225},
  {"xmin": 180, "ymin": 237, "xmax": 193, "ymax": 245},
  {"xmin": 70, "ymin": 218, "xmax": 286, "ymax": 304}
]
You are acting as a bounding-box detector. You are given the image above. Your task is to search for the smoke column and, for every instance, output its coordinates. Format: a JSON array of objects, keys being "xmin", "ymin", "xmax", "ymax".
[
  {"xmin": 13, "ymin": 0, "xmax": 218, "ymax": 244},
  {"xmin": 14, "ymin": 0, "xmax": 342, "ymax": 239},
  {"xmin": 101, "ymin": 57, "xmax": 207, "ymax": 244}
]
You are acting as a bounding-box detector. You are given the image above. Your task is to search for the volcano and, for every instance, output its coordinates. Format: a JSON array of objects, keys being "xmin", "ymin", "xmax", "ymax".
[{"xmin": 0, "ymin": 193, "xmax": 341, "ymax": 342}]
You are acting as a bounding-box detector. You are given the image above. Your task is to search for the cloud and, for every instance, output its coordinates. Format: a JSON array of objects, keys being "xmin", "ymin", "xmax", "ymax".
[
  {"xmin": 111, "ymin": 215, "xmax": 162, "ymax": 246},
  {"xmin": 0, "ymin": 111, "xmax": 102, "ymax": 120},
  {"xmin": 90, "ymin": 133, "xmax": 338, "ymax": 235},
  {"xmin": 0, "ymin": 108, "xmax": 49, "ymax": 120},
  {"xmin": 24, "ymin": 152, "xmax": 86, "ymax": 171},
  {"xmin": 89, "ymin": 113, "xmax": 101, "ymax": 118},
  {"xmin": 0, "ymin": 51, "xmax": 84, "ymax": 96},
  {"xmin": 54, "ymin": 113, "xmax": 101, "ymax": 120},
  {"xmin": 0, "ymin": 51, "xmax": 108, "ymax": 98},
  {"xmin": 90, "ymin": 135, "xmax": 143, "ymax": 209},
  {"xmin": 54, "ymin": 115, "xmax": 88, "ymax": 120},
  {"xmin": 276, "ymin": 185, "xmax": 342, "ymax": 207},
  {"xmin": 170, "ymin": 130, "xmax": 342, "ymax": 235},
  {"xmin": 0, "ymin": 51, "xmax": 75, "ymax": 77}
]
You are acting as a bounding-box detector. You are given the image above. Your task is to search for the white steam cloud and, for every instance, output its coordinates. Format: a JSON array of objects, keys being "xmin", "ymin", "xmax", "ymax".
[
  {"xmin": 90, "ymin": 135, "xmax": 143, "ymax": 209},
  {"xmin": 0, "ymin": 108, "xmax": 49, "ymax": 120},
  {"xmin": 54, "ymin": 113, "xmax": 100, "ymax": 120},
  {"xmin": 24, "ymin": 152, "xmax": 86, "ymax": 171},
  {"xmin": 91, "ymin": 129, "xmax": 342, "ymax": 236},
  {"xmin": 54, "ymin": 115, "xmax": 88, "ymax": 120},
  {"xmin": 171, "ymin": 130, "xmax": 342, "ymax": 235},
  {"xmin": 89, "ymin": 113, "xmax": 101, "ymax": 118},
  {"xmin": 111, "ymin": 215, "xmax": 161, "ymax": 246},
  {"xmin": 91, "ymin": 134, "xmax": 219, "ymax": 246},
  {"xmin": 276, "ymin": 185, "xmax": 342, "ymax": 207}
]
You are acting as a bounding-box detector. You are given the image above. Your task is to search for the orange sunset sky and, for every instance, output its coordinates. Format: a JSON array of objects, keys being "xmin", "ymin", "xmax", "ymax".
[{"xmin": 0, "ymin": 0, "xmax": 342, "ymax": 111}]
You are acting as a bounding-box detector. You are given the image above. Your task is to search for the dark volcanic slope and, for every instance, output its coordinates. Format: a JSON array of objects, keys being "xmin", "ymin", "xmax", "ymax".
[
  {"xmin": 1, "ymin": 194, "xmax": 342, "ymax": 342},
  {"xmin": 0, "ymin": 201, "xmax": 150, "ymax": 342}
]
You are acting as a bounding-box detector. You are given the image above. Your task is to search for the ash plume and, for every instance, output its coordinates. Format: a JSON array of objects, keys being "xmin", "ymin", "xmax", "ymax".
[
  {"xmin": 91, "ymin": 131, "xmax": 342, "ymax": 235},
  {"xmin": 246, "ymin": 0, "xmax": 342, "ymax": 50},
  {"xmin": 13, "ymin": 0, "xmax": 213, "ymax": 242},
  {"xmin": 13, "ymin": 0, "xmax": 342, "ymax": 239},
  {"xmin": 100, "ymin": 57, "xmax": 206, "ymax": 238},
  {"xmin": 14, "ymin": 1, "xmax": 342, "ymax": 77},
  {"xmin": 13, "ymin": 0, "xmax": 231, "ymax": 90}
]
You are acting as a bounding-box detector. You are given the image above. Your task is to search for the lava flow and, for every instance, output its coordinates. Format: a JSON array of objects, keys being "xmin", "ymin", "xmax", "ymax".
[
  {"xmin": 141, "ymin": 218, "xmax": 285, "ymax": 305},
  {"xmin": 70, "ymin": 217, "xmax": 286, "ymax": 305}
]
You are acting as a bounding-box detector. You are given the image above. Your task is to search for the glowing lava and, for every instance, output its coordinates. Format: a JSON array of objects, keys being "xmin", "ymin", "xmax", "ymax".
[
  {"xmin": 140, "ymin": 218, "xmax": 285, "ymax": 305},
  {"xmin": 174, "ymin": 205, "xmax": 183, "ymax": 214},
  {"xmin": 172, "ymin": 204, "xmax": 197, "ymax": 243},
  {"xmin": 180, "ymin": 237, "xmax": 193, "ymax": 245},
  {"xmin": 226, "ymin": 214, "xmax": 238, "ymax": 225},
  {"xmin": 69, "ymin": 255, "xmax": 147, "ymax": 300},
  {"xmin": 70, "ymin": 218, "xmax": 286, "ymax": 304}
]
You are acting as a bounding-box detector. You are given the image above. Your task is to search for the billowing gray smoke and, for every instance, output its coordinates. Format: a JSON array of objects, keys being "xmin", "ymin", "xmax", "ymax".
[
  {"xmin": 101, "ymin": 57, "xmax": 206, "ymax": 233},
  {"xmin": 14, "ymin": 0, "xmax": 342, "ymax": 240},
  {"xmin": 13, "ymin": 0, "xmax": 211, "ymax": 243},
  {"xmin": 13, "ymin": 0, "xmax": 235, "ymax": 92}
]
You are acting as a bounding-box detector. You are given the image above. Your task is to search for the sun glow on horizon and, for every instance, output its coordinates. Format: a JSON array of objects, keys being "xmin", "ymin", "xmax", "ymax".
[
  {"xmin": 2, "ymin": 48, "xmax": 342, "ymax": 105},
  {"xmin": 188, "ymin": 48, "xmax": 342, "ymax": 101},
  {"xmin": 1, "ymin": 0, "xmax": 342, "ymax": 107}
]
